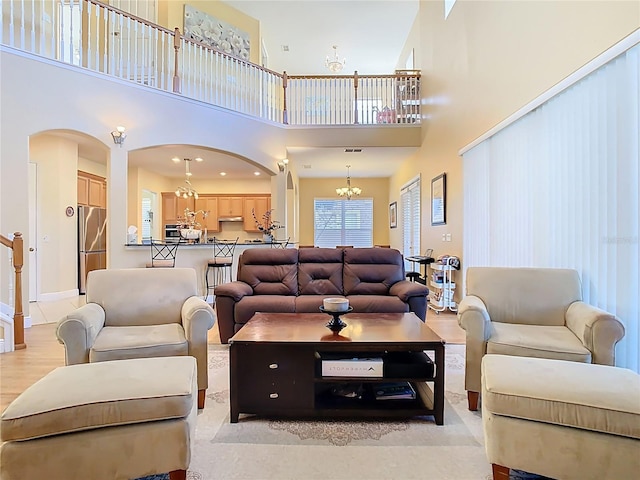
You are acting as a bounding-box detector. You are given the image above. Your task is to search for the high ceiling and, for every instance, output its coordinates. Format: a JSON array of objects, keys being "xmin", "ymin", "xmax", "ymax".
[{"xmin": 224, "ymin": 0, "xmax": 419, "ymax": 75}]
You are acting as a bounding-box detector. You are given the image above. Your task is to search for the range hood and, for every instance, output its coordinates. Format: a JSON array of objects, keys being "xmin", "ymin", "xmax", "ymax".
[{"xmin": 218, "ymin": 216, "xmax": 244, "ymax": 222}]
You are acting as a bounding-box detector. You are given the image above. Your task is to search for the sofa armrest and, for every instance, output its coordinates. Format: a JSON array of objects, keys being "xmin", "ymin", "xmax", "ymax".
[
  {"xmin": 457, "ymin": 295, "xmax": 492, "ymax": 393},
  {"xmin": 182, "ymin": 296, "xmax": 215, "ymax": 390},
  {"xmin": 55, "ymin": 303, "xmax": 105, "ymax": 365},
  {"xmin": 214, "ymin": 281, "xmax": 253, "ymax": 344},
  {"xmin": 389, "ymin": 280, "xmax": 429, "ymax": 302},
  {"xmin": 214, "ymin": 281, "xmax": 253, "ymax": 301},
  {"xmin": 566, "ymin": 301, "xmax": 625, "ymax": 366}
]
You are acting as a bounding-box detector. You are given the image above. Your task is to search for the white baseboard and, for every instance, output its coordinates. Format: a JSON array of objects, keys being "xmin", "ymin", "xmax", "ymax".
[
  {"xmin": 38, "ymin": 289, "xmax": 79, "ymax": 302},
  {"xmin": 2, "ymin": 302, "xmax": 33, "ymax": 329}
]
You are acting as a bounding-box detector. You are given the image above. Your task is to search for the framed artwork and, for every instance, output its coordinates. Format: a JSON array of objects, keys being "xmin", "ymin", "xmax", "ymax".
[
  {"xmin": 389, "ymin": 202, "xmax": 398, "ymax": 228},
  {"xmin": 431, "ymin": 173, "xmax": 446, "ymax": 225},
  {"xmin": 183, "ymin": 5, "xmax": 250, "ymax": 60}
]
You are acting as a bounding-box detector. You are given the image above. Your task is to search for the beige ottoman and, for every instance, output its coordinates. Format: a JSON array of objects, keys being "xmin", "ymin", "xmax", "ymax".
[
  {"xmin": 481, "ymin": 354, "xmax": 640, "ymax": 480},
  {"xmin": 1, "ymin": 356, "xmax": 197, "ymax": 480}
]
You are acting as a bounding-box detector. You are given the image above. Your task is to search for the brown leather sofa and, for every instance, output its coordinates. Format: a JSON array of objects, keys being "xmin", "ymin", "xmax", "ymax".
[{"xmin": 214, "ymin": 247, "xmax": 430, "ymax": 343}]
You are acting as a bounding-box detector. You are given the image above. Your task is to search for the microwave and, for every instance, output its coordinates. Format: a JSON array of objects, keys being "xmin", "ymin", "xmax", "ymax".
[{"xmin": 165, "ymin": 224, "xmax": 181, "ymax": 242}]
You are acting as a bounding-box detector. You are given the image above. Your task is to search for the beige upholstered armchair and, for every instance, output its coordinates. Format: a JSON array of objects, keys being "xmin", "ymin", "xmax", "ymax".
[
  {"xmin": 457, "ymin": 267, "xmax": 625, "ymax": 411},
  {"xmin": 56, "ymin": 268, "xmax": 215, "ymax": 409}
]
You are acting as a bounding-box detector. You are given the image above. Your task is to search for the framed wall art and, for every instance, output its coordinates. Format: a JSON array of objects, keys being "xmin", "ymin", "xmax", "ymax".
[
  {"xmin": 389, "ymin": 202, "xmax": 398, "ymax": 228},
  {"xmin": 183, "ymin": 5, "xmax": 250, "ymax": 60},
  {"xmin": 431, "ymin": 173, "xmax": 446, "ymax": 225}
]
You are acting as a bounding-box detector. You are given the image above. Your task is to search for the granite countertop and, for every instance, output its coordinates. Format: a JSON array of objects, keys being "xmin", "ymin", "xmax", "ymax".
[{"xmin": 124, "ymin": 241, "xmax": 277, "ymax": 247}]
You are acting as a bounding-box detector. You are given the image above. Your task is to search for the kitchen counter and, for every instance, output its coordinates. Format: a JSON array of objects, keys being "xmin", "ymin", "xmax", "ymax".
[{"xmin": 122, "ymin": 242, "xmax": 289, "ymax": 299}]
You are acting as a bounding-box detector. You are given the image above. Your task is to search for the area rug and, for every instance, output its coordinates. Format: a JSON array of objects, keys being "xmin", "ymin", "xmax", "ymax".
[{"xmin": 138, "ymin": 344, "xmax": 551, "ymax": 480}]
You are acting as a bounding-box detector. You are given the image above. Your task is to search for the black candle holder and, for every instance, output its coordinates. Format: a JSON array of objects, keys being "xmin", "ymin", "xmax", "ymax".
[{"xmin": 320, "ymin": 306, "xmax": 352, "ymax": 333}]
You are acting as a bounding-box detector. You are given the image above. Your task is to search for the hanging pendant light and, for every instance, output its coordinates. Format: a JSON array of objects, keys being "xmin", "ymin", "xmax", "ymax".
[
  {"xmin": 325, "ymin": 45, "xmax": 346, "ymax": 73},
  {"xmin": 336, "ymin": 165, "xmax": 362, "ymax": 200},
  {"xmin": 174, "ymin": 158, "xmax": 200, "ymax": 200}
]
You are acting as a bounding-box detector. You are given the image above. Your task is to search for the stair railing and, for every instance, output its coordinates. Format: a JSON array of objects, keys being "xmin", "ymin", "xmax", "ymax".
[
  {"xmin": 0, "ymin": 0, "xmax": 420, "ymax": 126},
  {"xmin": 0, "ymin": 232, "xmax": 26, "ymax": 350}
]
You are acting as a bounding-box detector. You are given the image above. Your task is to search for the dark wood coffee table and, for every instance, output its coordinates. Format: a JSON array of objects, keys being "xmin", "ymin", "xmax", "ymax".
[{"xmin": 229, "ymin": 312, "xmax": 446, "ymax": 424}]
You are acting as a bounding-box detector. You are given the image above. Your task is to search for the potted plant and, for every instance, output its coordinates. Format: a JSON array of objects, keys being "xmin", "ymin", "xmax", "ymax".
[{"xmin": 252, "ymin": 208, "xmax": 282, "ymax": 242}]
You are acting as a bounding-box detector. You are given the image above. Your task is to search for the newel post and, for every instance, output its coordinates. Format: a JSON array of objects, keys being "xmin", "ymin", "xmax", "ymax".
[
  {"xmin": 173, "ymin": 27, "xmax": 182, "ymax": 93},
  {"xmin": 353, "ymin": 70, "xmax": 359, "ymax": 124},
  {"xmin": 12, "ymin": 232, "xmax": 25, "ymax": 350},
  {"xmin": 282, "ymin": 71, "xmax": 289, "ymax": 125}
]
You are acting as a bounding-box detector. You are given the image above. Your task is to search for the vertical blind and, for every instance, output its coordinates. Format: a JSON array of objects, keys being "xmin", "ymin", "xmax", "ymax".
[
  {"xmin": 314, "ymin": 198, "xmax": 373, "ymax": 247},
  {"xmin": 462, "ymin": 43, "xmax": 639, "ymax": 371},
  {"xmin": 401, "ymin": 177, "xmax": 421, "ymax": 270}
]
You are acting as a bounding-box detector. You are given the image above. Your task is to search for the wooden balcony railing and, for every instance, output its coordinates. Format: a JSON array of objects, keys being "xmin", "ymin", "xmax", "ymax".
[
  {"xmin": 0, "ymin": 0, "xmax": 420, "ymax": 126},
  {"xmin": 0, "ymin": 232, "xmax": 26, "ymax": 351}
]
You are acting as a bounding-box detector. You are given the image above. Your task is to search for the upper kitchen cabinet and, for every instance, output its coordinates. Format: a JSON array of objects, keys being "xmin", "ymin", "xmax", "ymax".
[
  {"xmin": 162, "ymin": 193, "xmax": 195, "ymax": 225},
  {"xmin": 78, "ymin": 171, "xmax": 107, "ymax": 208},
  {"xmin": 218, "ymin": 196, "xmax": 244, "ymax": 218},
  {"xmin": 243, "ymin": 196, "xmax": 271, "ymax": 232},
  {"xmin": 195, "ymin": 195, "xmax": 219, "ymax": 232}
]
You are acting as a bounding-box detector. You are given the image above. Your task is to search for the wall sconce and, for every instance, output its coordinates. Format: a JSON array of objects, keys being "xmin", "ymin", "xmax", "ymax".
[
  {"xmin": 278, "ymin": 158, "xmax": 289, "ymax": 172},
  {"xmin": 111, "ymin": 126, "xmax": 126, "ymax": 147}
]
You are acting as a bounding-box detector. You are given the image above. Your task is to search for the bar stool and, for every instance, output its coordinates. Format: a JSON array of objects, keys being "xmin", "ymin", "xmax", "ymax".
[
  {"xmin": 270, "ymin": 236, "xmax": 290, "ymax": 249},
  {"xmin": 146, "ymin": 240, "xmax": 179, "ymax": 268},
  {"xmin": 205, "ymin": 237, "xmax": 238, "ymax": 301}
]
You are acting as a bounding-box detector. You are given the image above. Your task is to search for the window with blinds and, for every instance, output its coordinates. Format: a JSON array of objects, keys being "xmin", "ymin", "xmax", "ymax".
[
  {"xmin": 141, "ymin": 196, "xmax": 152, "ymax": 240},
  {"xmin": 314, "ymin": 198, "xmax": 373, "ymax": 247},
  {"xmin": 401, "ymin": 177, "xmax": 421, "ymax": 269}
]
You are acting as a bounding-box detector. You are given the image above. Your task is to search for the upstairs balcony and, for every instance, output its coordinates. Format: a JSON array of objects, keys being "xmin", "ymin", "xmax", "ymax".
[{"xmin": 1, "ymin": 0, "xmax": 421, "ymax": 130}]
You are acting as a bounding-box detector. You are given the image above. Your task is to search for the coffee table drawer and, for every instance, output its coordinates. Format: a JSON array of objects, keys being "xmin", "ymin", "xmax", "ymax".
[{"xmin": 233, "ymin": 344, "xmax": 314, "ymax": 411}]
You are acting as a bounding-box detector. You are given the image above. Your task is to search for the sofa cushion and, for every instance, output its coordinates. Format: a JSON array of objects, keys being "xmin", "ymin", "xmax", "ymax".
[
  {"xmin": 347, "ymin": 295, "xmax": 409, "ymax": 314},
  {"xmin": 343, "ymin": 248, "xmax": 405, "ymax": 295},
  {"xmin": 90, "ymin": 324, "xmax": 188, "ymax": 363},
  {"xmin": 487, "ymin": 323, "xmax": 591, "ymax": 362},
  {"xmin": 238, "ymin": 248, "xmax": 298, "ymax": 295},
  {"xmin": 295, "ymin": 295, "xmax": 345, "ymax": 313},
  {"xmin": 298, "ymin": 248, "xmax": 344, "ymax": 295},
  {"xmin": 234, "ymin": 295, "xmax": 297, "ymax": 326},
  {"xmin": 86, "ymin": 268, "xmax": 197, "ymax": 327},
  {"xmin": 482, "ymin": 355, "xmax": 640, "ymax": 439},
  {"xmin": 0, "ymin": 357, "xmax": 196, "ymax": 442}
]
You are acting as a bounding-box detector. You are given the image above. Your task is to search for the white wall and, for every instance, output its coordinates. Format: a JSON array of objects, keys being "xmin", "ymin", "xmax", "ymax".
[{"xmin": 28, "ymin": 134, "xmax": 78, "ymax": 296}]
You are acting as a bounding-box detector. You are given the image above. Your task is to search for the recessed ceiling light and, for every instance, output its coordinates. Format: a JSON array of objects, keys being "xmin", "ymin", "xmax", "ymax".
[
  {"xmin": 171, "ymin": 157, "xmax": 180, "ymax": 163},
  {"xmin": 254, "ymin": 171, "xmax": 261, "ymax": 176},
  {"xmin": 220, "ymin": 172, "xmax": 227, "ymax": 176},
  {"xmin": 194, "ymin": 157, "xmax": 203, "ymax": 162}
]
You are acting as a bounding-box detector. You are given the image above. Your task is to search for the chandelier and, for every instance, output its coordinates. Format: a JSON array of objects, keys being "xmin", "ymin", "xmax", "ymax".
[
  {"xmin": 174, "ymin": 158, "xmax": 200, "ymax": 199},
  {"xmin": 325, "ymin": 45, "xmax": 346, "ymax": 73},
  {"xmin": 336, "ymin": 165, "xmax": 361, "ymax": 200}
]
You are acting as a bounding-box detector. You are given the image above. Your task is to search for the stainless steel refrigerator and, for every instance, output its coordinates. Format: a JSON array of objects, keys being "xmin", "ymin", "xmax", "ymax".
[{"xmin": 78, "ymin": 205, "xmax": 107, "ymax": 294}]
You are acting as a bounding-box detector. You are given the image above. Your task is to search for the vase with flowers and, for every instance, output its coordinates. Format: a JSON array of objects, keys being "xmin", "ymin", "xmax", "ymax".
[
  {"xmin": 252, "ymin": 208, "xmax": 282, "ymax": 243},
  {"xmin": 178, "ymin": 208, "xmax": 209, "ymax": 242}
]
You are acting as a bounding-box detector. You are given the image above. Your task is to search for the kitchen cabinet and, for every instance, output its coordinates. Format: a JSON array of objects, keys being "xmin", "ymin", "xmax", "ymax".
[
  {"xmin": 162, "ymin": 193, "xmax": 195, "ymax": 225},
  {"xmin": 194, "ymin": 195, "xmax": 219, "ymax": 232},
  {"xmin": 78, "ymin": 171, "xmax": 107, "ymax": 208},
  {"xmin": 218, "ymin": 196, "xmax": 244, "ymax": 217},
  {"xmin": 243, "ymin": 196, "xmax": 271, "ymax": 232}
]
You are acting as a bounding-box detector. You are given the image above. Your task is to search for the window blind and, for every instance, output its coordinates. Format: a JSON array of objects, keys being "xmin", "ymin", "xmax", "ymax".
[
  {"xmin": 462, "ymin": 43, "xmax": 639, "ymax": 371},
  {"xmin": 141, "ymin": 197, "xmax": 152, "ymax": 240},
  {"xmin": 314, "ymin": 198, "xmax": 373, "ymax": 248},
  {"xmin": 401, "ymin": 177, "xmax": 421, "ymax": 269}
]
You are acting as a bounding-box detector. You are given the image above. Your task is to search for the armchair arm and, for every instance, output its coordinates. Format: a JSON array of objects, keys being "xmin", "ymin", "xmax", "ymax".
[
  {"xmin": 566, "ymin": 301, "xmax": 625, "ymax": 366},
  {"xmin": 457, "ymin": 295, "xmax": 492, "ymax": 393},
  {"xmin": 55, "ymin": 303, "xmax": 105, "ymax": 365},
  {"xmin": 214, "ymin": 281, "xmax": 253, "ymax": 301},
  {"xmin": 389, "ymin": 280, "xmax": 429, "ymax": 301},
  {"xmin": 182, "ymin": 296, "xmax": 216, "ymax": 390}
]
